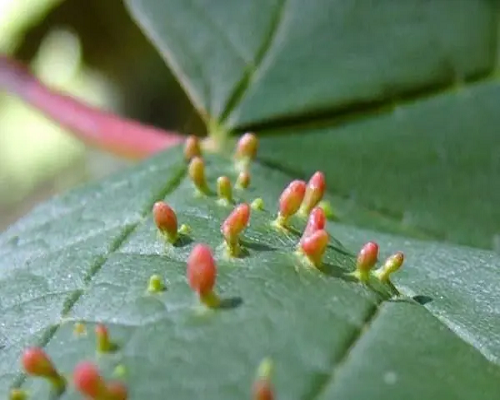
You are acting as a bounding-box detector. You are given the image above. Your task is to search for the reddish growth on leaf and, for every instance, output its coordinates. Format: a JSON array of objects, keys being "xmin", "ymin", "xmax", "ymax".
[
  {"xmin": 375, "ymin": 251, "xmax": 405, "ymax": 282},
  {"xmin": 354, "ymin": 241, "xmax": 379, "ymax": 282},
  {"xmin": 275, "ymin": 180, "xmax": 306, "ymax": 227},
  {"xmin": 73, "ymin": 361, "xmax": 127, "ymax": 400},
  {"xmin": 21, "ymin": 347, "xmax": 58, "ymax": 378},
  {"xmin": 253, "ymin": 380, "xmax": 274, "ymax": 400},
  {"xmin": 153, "ymin": 201, "xmax": 178, "ymax": 241},
  {"xmin": 95, "ymin": 323, "xmax": 112, "ymax": 353},
  {"xmin": 301, "ymin": 207, "xmax": 326, "ymax": 242},
  {"xmin": 0, "ymin": 55, "xmax": 183, "ymax": 159},
  {"xmin": 300, "ymin": 229, "xmax": 329, "ymax": 267},
  {"xmin": 300, "ymin": 171, "xmax": 326, "ymax": 215},
  {"xmin": 221, "ymin": 203, "xmax": 250, "ymax": 248},
  {"xmin": 235, "ymin": 132, "xmax": 259, "ymax": 160},
  {"xmin": 187, "ymin": 244, "xmax": 217, "ymax": 296},
  {"xmin": 236, "ymin": 171, "xmax": 251, "ymax": 189},
  {"xmin": 184, "ymin": 135, "xmax": 202, "ymax": 161}
]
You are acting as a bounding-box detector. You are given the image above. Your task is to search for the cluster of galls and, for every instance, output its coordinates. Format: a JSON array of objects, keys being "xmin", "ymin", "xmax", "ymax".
[
  {"xmin": 154, "ymin": 133, "xmax": 406, "ymax": 308},
  {"xmin": 21, "ymin": 133, "xmax": 403, "ymax": 400},
  {"xmin": 13, "ymin": 324, "xmax": 126, "ymax": 399}
]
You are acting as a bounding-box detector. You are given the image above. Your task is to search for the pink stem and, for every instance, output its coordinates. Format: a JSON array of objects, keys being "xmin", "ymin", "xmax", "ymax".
[{"xmin": 0, "ymin": 55, "xmax": 185, "ymax": 159}]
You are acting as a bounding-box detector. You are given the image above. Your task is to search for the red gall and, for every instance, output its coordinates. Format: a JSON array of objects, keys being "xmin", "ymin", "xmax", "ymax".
[
  {"xmin": 73, "ymin": 361, "xmax": 120, "ymax": 400},
  {"xmin": 107, "ymin": 382, "xmax": 128, "ymax": 400},
  {"xmin": 300, "ymin": 207, "xmax": 326, "ymax": 243},
  {"xmin": 74, "ymin": 362, "xmax": 127, "ymax": 399},
  {"xmin": 353, "ymin": 241, "xmax": 379, "ymax": 282},
  {"xmin": 188, "ymin": 156, "xmax": 209, "ymax": 193},
  {"xmin": 184, "ymin": 135, "xmax": 201, "ymax": 161},
  {"xmin": 253, "ymin": 358, "xmax": 274, "ymax": 400},
  {"xmin": 187, "ymin": 244, "xmax": 220, "ymax": 308},
  {"xmin": 299, "ymin": 229, "xmax": 329, "ymax": 267},
  {"xmin": 235, "ymin": 132, "xmax": 258, "ymax": 161},
  {"xmin": 21, "ymin": 347, "xmax": 66, "ymax": 391},
  {"xmin": 299, "ymin": 171, "xmax": 326, "ymax": 216},
  {"xmin": 153, "ymin": 201, "xmax": 178, "ymax": 243},
  {"xmin": 95, "ymin": 323, "xmax": 112, "ymax": 353},
  {"xmin": 221, "ymin": 203, "xmax": 250, "ymax": 256},
  {"xmin": 375, "ymin": 251, "xmax": 405, "ymax": 283},
  {"xmin": 274, "ymin": 180, "xmax": 306, "ymax": 227}
]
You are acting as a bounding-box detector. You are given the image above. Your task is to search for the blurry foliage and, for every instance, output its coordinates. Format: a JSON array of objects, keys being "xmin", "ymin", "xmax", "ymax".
[{"xmin": 0, "ymin": 0, "xmax": 204, "ymax": 230}]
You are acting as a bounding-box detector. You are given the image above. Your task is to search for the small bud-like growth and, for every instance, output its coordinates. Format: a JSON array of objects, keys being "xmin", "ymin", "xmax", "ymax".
[
  {"xmin": 253, "ymin": 358, "xmax": 274, "ymax": 400},
  {"xmin": 319, "ymin": 200, "xmax": 334, "ymax": 219},
  {"xmin": 184, "ymin": 135, "xmax": 201, "ymax": 161},
  {"xmin": 9, "ymin": 389, "xmax": 27, "ymax": 400},
  {"xmin": 353, "ymin": 241, "xmax": 379, "ymax": 282},
  {"xmin": 148, "ymin": 274, "xmax": 166, "ymax": 293},
  {"xmin": 74, "ymin": 322, "xmax": 86, "ymax": 336},
  {"xmin": 251, "ymin": 198, "xmax": 264, "ymax": 211},
  {"xmin": 153, "ymin": 201, "xmax": 178, "ymax": 243},
  {"xmin": 73, "ymin": 362, "xmax": 108, "ymax": 399},
  {"xmin": 187, "ymin": 244, "xmax": 220, "ymax": 308},
  {"xmin": 95, "ymin": 323, "xmax": 112, "ymax": 353},
  {"xmin": 300, "ymin": 207, "xmax": 326, "ymax": 242},
  {"xmin": 21, "ymin": 347, "xmax": 65, "ymax": 390},
  {"xmin": 107, "ymin": 382, "xmax": 128, "ymax": 400},
  {"xmin": 217, "ymin": 176, "xmax": 233, "ymax": 204},
  {"xmin": 188, "ymin": 156, "xmax": 209, "ymax": 193},
  {"xmin": 221, "ymin": 203, "xmax": 250, "ymax": 256},
  {"xmin": 236, "ymin": 171, "xmax": 251, "ymax": 189},
  {"xmin": 235, "ymin": 133, "xmax": 258, "ymax": 161},
  {"xmin": 375, "ymin": 252, "xmax": 405, "ymax": 283},
  {"xmin": 300, "ymin": 229, "xmax": 329, "ymax": 267},
  {"xmin": 274, "ymin": 180, "xmax": 306, "ymax": 227},
  {"xmin": 179, "ymin": 223, "xmax": 191, "ymax": 235},
  {"xmin": 299, "ymin": 172, "xmax": 326, "ymax": 216}
]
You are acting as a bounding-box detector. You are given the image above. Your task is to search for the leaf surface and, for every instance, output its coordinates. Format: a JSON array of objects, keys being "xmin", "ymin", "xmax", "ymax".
[
  {"xmin": 126, "ymin": 0, "xmax": 500, "ymax": 250},
  {"xmin": 1, "ymin": 148, "xmax": 499, "ymax": 399}
]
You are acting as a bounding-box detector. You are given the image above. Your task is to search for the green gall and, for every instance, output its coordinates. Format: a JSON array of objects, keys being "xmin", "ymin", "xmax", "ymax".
[
  {"xmin": 148, "ymin": 274, "xmax": 166, "ymax": 293},
  {"xmin": 251, "ymin": 198, "xmax": 264, "ymax": 211},
  {"xmin": 217, "ymin": 176, "xmax": 233, "ymax": 204},
  {"xmin": 375, "ymin": 252, "xmax": 405, "ymax": 283}
]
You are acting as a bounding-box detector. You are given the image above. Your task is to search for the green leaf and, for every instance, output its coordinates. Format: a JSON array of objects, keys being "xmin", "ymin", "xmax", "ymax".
[
  {"xmin": 1, "ymin": 148, "xmax": 500, "ymax": 399},
  {"xmin": 125, "ymin": 0, "xmax": 500, "ymax": 250}
]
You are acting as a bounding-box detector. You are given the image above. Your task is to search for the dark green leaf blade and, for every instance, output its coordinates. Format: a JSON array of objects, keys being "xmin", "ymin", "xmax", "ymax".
[
  {"xmin": 258, "ymin": 80, "xmax": 500, "ymax": 250},
  {"xmin": 126, "ymin": 0, "xmax": 495, "ymax": 127}
]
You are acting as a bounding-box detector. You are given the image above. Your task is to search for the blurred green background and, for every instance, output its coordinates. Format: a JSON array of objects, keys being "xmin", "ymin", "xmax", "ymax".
[{"xmin": 0, "ymin": 0, "xmax": 205, "ymax": 230}]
